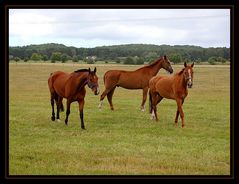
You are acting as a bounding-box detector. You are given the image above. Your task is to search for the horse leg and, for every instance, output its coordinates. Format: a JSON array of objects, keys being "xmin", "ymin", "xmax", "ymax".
[
  {"xmin": 107, "ymin": 87, "xmax": 116, "ymax": 111},
  {"xmin": 154, "ymin": 94, "xmax": 163, "ymax": 121},
  {"xmin": 50, "ymin": 93, "xmax": 55, "ymax": 121},
  {"xmin": 78, "ymin": 99, "xmax": 86, "ymax": 130},
  {"xmin": 65, "ymin": 99, "xmax": 71, "ymax": 125},
  {"xmin": 56, "ymin": 95, "xmax": 61, "ymax": 122},
  {"xmin": 98, "ymin": 90, "xmax": 107, "ymax": 110},
  {"xmin": 99, "ymin": 86, "xmax": 116, "ymax": 110},
  {"xmin": 175, "ymin": 98, "xmax": 184, "ymax": 126},
  {"xmin": 140, "ymin": 87, "xmax": 148, "ymax": 112},
  {"xmin": 175, "ymin": 110, "xmax": 179, "ymax": 127},
  {"xmin": 151, "ymin": 92, "xmax": 162, "ymax": 121},
  {"xmin": 59, "ymin": 97, "xmax": 64, "ymax": 112},
  {"xmin": 176, "ymin": 98, "xmax": 185, "ymax": 127}
]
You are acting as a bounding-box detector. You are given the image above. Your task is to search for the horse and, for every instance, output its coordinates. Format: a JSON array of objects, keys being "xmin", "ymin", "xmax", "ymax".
[
  {"xmin": 48, "ymin": 67, "xmax": 99, "ymax": 130},
  {"xmin": 98, "ymin": 55, "xmax": 173, "ymax": 111},
  {"xmin": 149, "ymin": 62, "xmax": 194, "ymax": 127}
]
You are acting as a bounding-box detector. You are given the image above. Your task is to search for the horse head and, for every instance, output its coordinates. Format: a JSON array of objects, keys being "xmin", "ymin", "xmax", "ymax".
[
  {"xmin": 87, "ymin": 67, "xmax": 100, "ymax": 95},
  {"xmin": 183, "ymin": 62, "xmax": 194, "ymax": 88},
  {"xmin": 161, "ymin": 55, "xmax": 173, "ymax": 74}
]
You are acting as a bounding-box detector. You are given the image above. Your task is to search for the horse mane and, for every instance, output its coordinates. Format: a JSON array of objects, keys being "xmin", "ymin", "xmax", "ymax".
[
  {"xmin": 139, "ymin": 57, "xmax": 162, "ymax": 70},
  {"xmin": 177, "ymin": 68, "xmax": 185, "ymax": 75},
  {"xmin": 74, "ymin": 69, "xmax": 89, "ymax": 73},
  {"xmin": 147, "ymin": 57, "xmax": 163, "ymax": 67}
]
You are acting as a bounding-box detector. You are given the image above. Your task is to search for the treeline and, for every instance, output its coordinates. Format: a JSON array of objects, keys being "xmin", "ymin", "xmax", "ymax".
[{"xmin": 9, "ymin": 43, "xmax": 230, "ymax": 64}]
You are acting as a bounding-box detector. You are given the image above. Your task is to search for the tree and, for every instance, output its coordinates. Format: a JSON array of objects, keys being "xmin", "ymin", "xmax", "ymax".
[
  {"xmin": 72, "ymin": 55, "xmax": 79, "ymax": 62},
  {"xmin": 30, "ymin": 53, "xmax": 42, "ymax": 61},
  {"xmin": 115, "ymin": 58, "xmax": 121, "ymax": 64},
  {"xmin": 42, "ymin": 55, "xmax": 48, "ymax": 61},
  {"xmin": 61, "ymin": 53, "xmax": 69, "ymax": 63},
  {"xmin": 51, "ymin": 52, "xmax": 62, "ymax": 62},
  {"xmin": 217, "ymin": 56, "xmax": 226, "ymax": 63},
  {"xmin": 135, "ymin": 57, "xmax": 144, "ymax": 65},
  {"xmin": 24, "ymin": 57, "xmax": 29, "ymax": 62},
  {"xmin": 208, "ymin": 57, "xmax": 216, "ymax": 65},
  {"xmin": 14, "ymin": 57, "xmax": 20, "ymax": 62},
  {"xmin": 145, "ymin": 52, "xmax": 158, "ymax": 63},
  {"xmin": 169, "ymin": 53, "xmax": 182, "ymax": 64},
  {"xmin": 124, "ymin": 57, "xmax": 135, "ymax": 65}
]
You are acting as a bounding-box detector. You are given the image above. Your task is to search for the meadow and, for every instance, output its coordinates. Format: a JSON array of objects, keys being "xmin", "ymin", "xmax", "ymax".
[{"xmin": 9, "ymin": 63, "xmax": 230, "ymax": 175}]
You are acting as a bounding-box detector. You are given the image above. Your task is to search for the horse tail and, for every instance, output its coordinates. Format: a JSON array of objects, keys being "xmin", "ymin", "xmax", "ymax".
[
  {"xmin": 149, "ymin": 89, "xmax": 152, "ymax": 113},
  {"xmin": 103, "ymin": 73, "xmax": 106, "ymax": 85}
]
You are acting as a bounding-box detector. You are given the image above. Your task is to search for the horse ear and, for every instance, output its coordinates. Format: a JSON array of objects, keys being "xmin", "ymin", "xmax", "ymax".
[
  {"xmin": 191, "ymin": 62, "xmax": 194, "ymax": 68},
  {"xmin": 88, "ymin": 68, "xmax": 91, "ymax": 73},
  {"xmin": 94, "ymin": 67, "xmax": 96, "ymax": 73},
  {"xmin": 184, "ymin": 62, "xmax": 187, "ymax": 68}
]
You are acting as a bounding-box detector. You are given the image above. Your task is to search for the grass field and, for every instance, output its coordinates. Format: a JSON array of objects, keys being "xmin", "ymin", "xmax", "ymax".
[{"xmin": 9, "ymin": 63, "xmax": 230, "ymax": 175}]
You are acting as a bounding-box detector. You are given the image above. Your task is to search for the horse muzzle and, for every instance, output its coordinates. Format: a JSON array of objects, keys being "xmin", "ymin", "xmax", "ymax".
[
  {"xmin": 168, "ymin": 68, "xmax": 173, "ymax": 74},
  {"xmin": 93, "ymin": 87, "xmax": 100, "ymax": 95},
  {"xmin": 188, "ymin": 83, "xmax": 193, "ymax": 88}
]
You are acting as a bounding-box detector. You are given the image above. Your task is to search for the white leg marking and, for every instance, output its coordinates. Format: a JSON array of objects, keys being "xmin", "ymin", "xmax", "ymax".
[
  {"xmin": 141, "ymin": 105, "xmax": 146, "ymax": 112},
  {"xmin": 151, "ymin": 111, "xmax": 155, "ymax": 120},
  {"xmin": 98, "ymin": 100, "xmax": 103, "ymax": 110},
  {"xmin": 57, "ymin": 119, "xmax": 61, "ymax": 122}
]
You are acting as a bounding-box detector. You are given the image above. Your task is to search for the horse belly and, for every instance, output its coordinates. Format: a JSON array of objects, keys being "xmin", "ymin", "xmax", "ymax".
[
  {"xmin": 118, "ymin": 79, "xmax": 142, "ymax": 89},
  {"xmin": 118, "ymin": 73, "xmax": 143, "ymax": 89}
]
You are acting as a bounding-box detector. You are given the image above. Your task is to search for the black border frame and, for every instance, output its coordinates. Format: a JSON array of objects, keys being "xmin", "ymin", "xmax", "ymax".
[{"xmin": 2, "ymin": 0, "xmax": 238, "ymax": 182}]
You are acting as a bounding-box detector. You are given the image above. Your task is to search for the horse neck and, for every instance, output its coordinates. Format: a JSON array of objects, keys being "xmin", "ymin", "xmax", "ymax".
[
  {"xmin": 178, "ymin": 73, "xmax": 188, "ymax": 90},
  {"xmin": 75, "ymin": 72, "xmax": 89, "ymax": 90},
  {"xmin": 147, "ymin": 59, "xmax": 163, "ymax": 76}
]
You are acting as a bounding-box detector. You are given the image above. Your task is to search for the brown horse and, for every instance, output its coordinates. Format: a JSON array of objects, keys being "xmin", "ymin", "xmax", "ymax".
[
  {"xmin": 98, "ymin": 55, "xmax": 173, "ymax": 111},
  {"xmin": 149, "ymin": 62, "xmax": 194, "ymax": 127},
  {"xmin": 48, "ymin": 67, "xmax": 99, "ymax": 129}
]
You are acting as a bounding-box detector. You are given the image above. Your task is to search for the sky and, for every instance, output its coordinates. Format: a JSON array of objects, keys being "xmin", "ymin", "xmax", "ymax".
[{"xmin": 9, "ymin": 9, "xmax": 230, "ymax": 48}]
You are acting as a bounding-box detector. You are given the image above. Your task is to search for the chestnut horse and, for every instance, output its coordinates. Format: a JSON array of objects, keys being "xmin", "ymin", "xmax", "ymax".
[
  {"xmin": 98, "ymin": 55, "xmax": 173, "ymax": 111},
  {"xmin": 48, "ymin": 67, "xmax": 99, "ymax": 129},
  {"xmin": 149, "ymin": 62, "xmax": 194, "ymax": 127}
]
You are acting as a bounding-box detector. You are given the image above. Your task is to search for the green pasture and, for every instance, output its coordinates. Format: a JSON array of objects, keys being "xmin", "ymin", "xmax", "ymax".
[{"xmin": 9, "ymin": 63, "xmax": 230, "ymax": 175}]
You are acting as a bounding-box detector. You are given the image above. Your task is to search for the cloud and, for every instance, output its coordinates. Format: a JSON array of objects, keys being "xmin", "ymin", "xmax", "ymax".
[{"xmin": 9, "ymin": 9, "xmax": 230, "ymax": 48}]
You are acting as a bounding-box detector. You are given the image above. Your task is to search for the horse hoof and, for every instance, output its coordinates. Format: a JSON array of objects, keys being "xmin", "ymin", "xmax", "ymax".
[
  {"xmin": 57, "ymin": 119, "xmax": 61, "ymax": 122},
  {"xmin": 51, "ymin": 117, "xmax": 55, "ymax": 121},
  {"xmin": 81, "ymin": 127, "xmax": 86, "ymax": 130}
]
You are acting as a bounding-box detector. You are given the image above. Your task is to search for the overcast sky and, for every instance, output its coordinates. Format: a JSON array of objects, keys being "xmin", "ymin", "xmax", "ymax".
[{"xmin": 9, "ymin": 9, "xmax": 230, "ymax": 48}]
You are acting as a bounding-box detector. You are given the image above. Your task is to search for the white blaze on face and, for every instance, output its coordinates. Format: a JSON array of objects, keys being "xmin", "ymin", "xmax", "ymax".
[{"xmin": 188, "ymin": 69, "xmax": 192, "ymax": 84}]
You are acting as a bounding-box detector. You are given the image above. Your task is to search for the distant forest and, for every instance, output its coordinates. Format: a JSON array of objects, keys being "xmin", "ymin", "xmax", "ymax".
[{"xmin": 9, "ymin": 43, "xmax": 230, "ymax": 64}]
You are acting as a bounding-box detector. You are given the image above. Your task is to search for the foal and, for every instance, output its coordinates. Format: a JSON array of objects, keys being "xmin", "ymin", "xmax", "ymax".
[{"xmin": 149, "ymin": 62, "xmax": 194, "ymax": 127}]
